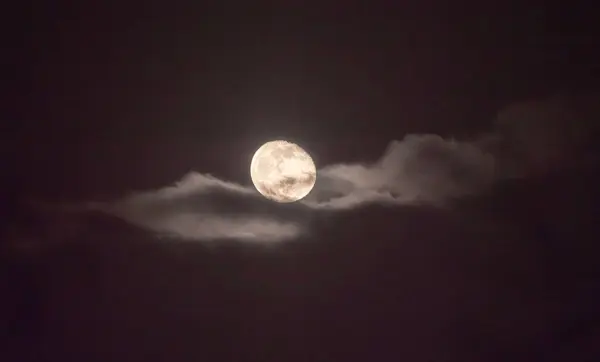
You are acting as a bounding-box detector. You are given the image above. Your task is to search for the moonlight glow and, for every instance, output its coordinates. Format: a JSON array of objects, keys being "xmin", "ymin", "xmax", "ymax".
[{"xmin": 250, "ymin": 140, "xmax": 317, "ymax": 203}]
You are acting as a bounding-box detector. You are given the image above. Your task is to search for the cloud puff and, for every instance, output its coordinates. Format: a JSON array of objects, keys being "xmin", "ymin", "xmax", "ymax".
[{"xmin": 307, "ymin": 134, "xmax": 495, "ymax": 208}]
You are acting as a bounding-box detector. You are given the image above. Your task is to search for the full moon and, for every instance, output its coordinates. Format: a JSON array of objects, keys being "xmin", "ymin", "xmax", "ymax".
[{"xmin": 250, "ymin": 140, "xmax": 317, "ymax": 203}]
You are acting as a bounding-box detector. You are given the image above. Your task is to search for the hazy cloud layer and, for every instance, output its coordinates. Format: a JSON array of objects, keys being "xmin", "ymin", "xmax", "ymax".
[
  {"xmin": 100, "ymin": 95, "xmax": 599, "ymax": 242},
  {"xmin": 105, "ymin": 134, "xmax": 494, "ymax": 242},
  {"xmin": 487, "ymin": 94, "xmax": 600, "ymax": 176}
]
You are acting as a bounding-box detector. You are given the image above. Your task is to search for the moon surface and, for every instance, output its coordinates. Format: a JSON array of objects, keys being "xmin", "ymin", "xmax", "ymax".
[{"xmin": 250, "ymin": 140, "xmax": 317, "ymax": 203}]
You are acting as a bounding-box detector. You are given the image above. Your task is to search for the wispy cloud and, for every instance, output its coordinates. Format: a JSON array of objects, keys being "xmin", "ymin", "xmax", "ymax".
[
  {"xmin": 102, "ymin": 134, "xmax": 494, "ymax": 242},
  {"xmin": 90, "ymin": 95, "xmax": 600, "ymax": 242}
]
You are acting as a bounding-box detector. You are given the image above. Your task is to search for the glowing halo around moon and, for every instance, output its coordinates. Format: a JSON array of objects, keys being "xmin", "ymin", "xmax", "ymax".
[{"xmin": 250, "ymin": 140, "xmax": 317, "ymax": 203}]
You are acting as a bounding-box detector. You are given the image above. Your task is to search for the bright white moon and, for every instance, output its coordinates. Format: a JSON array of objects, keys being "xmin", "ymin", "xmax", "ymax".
[{"xmin": 250, "ymin": 140, "xmax": 317, "ymax": 203}]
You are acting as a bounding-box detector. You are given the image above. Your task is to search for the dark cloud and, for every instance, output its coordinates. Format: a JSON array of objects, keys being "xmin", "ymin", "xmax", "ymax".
[{"xmin": 488, "ymin": 94, "xmax": 600, "ymax": 177}]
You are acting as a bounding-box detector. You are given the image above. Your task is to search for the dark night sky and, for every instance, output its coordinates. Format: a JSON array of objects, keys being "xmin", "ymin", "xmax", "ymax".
[
  {"xmin": 3, "ymin": 2, "xmax": 600, "ymax": 361},
  {"xmin": 11, "ymin": 2, "xmax": 599, "ymax": 199}
]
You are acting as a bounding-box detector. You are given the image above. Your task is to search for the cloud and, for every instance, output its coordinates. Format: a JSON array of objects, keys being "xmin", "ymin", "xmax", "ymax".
[
  {"xmin": 98, "ymin": 173, "xmax": 305, "ymax": 243},
  {"xmin": 94, "ymin": 95, "xmax": 600, "ymax": 243},
  {"xmin": 100, "ymin": 134, "xmax": 494, "ymax": 242},
  {"xmin": 488, "ymin": 94, "xmax": 600, "ymax": 177},
  {"xmin": 306, "ymin": 134, "xmax": 495, "ymax": 207}
]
